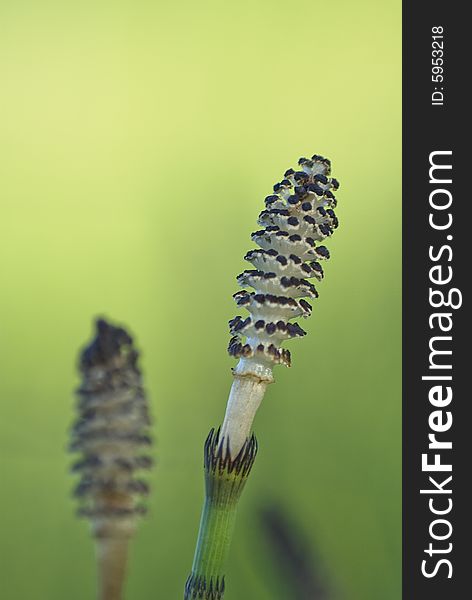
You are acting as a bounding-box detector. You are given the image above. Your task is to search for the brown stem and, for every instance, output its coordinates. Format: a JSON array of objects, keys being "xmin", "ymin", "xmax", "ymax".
[{"xmin": 95, "ymin": 537, "xmax": 129, "ymax": 600}]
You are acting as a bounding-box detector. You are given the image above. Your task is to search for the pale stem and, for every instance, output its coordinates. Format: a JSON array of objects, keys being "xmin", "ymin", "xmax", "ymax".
[
  {"xmin": 95, "ymin": 537, "xmax": 129, "ymax": 600},
  {"xmin": 220, "ymin": 374, "xmax": 270, "ymax": 455}
]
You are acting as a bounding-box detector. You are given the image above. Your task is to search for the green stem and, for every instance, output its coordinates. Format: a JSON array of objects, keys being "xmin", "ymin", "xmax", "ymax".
[
  {"xmin": 191, "ymin": 498, "xmax": 237, "ymax": 581},
  {"xmin": 185, "ymin": 428, "xmax": 258, "ymax": 599}
]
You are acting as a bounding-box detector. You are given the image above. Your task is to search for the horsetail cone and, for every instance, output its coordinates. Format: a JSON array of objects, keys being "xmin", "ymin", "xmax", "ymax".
[
  {"xmin": 186, "ymin": 154, "xmax": 340, "ymax": 599},
  {"xmin": 222, "ymin": 154, "xmax": 340, "ymax": 454},
  {"xmin": 70, "ymin": 319, "xmax": 152, "ymax": 600}
]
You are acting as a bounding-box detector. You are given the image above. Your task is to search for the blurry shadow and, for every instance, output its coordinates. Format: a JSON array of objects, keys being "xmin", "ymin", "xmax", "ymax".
[{"xmin": 259, "ymin": 505, "xmax": 331, "ymax": 600}]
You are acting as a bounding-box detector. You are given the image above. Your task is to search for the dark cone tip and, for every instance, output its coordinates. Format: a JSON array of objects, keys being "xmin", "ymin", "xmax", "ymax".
[{"xmin": 80, "ymin": 318, "xmax": 138, "ymax": 371}]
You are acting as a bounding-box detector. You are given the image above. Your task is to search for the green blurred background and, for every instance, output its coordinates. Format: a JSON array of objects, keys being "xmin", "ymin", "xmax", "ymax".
[{"xmin": 0, "ymin": 0, "xmax": 400, "ymax": 598}]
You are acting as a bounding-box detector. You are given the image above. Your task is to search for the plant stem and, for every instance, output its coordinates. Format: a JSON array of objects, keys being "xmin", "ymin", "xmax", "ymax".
[
  {"xmin": 220, "ymin": 373, "xmax": 271, "ymax": 456},
  {"xmin": 185, "ymin": 429, "xmax": 258, "ymax": 599},
  {"xmin": 96, "ymin": 537, "xmax": 129, "ymax": 600},
  {"xmin": 190, "ymin": 498, "xmax": 237, "ymax": 585}
]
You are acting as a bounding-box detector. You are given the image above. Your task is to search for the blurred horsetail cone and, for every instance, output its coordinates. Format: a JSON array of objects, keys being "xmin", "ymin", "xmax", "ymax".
[
  {"xmin": 187, "ymin": 155, "xmax": 341, "ymax": 599},
  {"xmin": 70, "ymin": 318, "xmax": 152, "ymax": 600}
]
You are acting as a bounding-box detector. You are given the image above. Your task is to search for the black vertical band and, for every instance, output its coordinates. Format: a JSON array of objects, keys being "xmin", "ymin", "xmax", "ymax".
[{"xmin": 403, "ymin": 2, "xmax": 467, "ymax": 597}]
